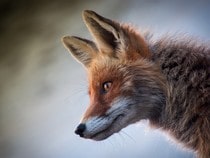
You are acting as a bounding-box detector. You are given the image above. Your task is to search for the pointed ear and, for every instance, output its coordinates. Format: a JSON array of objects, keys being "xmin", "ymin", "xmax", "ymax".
[
  {"xmin": 82, "ymin": 10, "xmax": 150, "ymax": 59},
  {"xmin": 62, "ymin": 36, "xmax": 97, "ymax": 67}
]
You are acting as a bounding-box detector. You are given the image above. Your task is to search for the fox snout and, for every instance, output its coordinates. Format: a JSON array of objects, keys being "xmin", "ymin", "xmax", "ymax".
[{"xmin": 73, "ymin": 97, "xmax": 139, "ymax": 141}]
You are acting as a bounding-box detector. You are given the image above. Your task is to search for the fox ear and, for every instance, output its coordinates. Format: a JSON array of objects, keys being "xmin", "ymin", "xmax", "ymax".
[
  {"xmin": 62, "ymin": 36, "xmax": 97, "ymax": 67},
  {"xmin": 82, "ymin": 10, "xmax": 120, "ymax": 54},
  {"xmin": 82, "ymin": 10, "xmax": 150, "ymax": 59}
]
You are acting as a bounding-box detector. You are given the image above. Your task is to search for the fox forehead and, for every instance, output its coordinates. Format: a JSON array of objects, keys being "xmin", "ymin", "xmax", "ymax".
[
  {"xmin": 88, "ymin": 55, "xmax": 121, "ymax": 80},
  {"xmin": 87, "ymin": 58, "xmax": 123, "ymax": 94},
  {"xmin": 87, "ymin": 55, "xmax": 133, "ymax": 95}
]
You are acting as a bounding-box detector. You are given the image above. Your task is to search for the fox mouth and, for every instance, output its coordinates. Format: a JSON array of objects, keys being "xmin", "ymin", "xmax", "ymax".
[{"xmin": 89, "ymin": 114, "xmax": 125, "ymax": 141}]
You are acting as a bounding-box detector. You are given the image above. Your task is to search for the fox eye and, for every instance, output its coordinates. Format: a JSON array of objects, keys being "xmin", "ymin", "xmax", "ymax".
[{"xmin": 102, "ymin": 81, "xmax": 112, "ymax": 93}]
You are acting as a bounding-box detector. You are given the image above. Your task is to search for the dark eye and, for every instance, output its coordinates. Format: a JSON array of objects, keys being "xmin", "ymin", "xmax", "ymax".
[{"xmin": 102, "ymin": 81, "xmax": 112, "ymax": 93}]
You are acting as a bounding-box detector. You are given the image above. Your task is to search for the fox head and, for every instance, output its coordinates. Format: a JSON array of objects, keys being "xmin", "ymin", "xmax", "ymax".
[{"xmin": 62, "ymin": 10, "xmax": 166, "ymax": 141}]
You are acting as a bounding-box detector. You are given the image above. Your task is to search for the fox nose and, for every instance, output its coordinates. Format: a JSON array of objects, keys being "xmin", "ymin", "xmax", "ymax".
[{"xmin": 75, "ymin": 123, "xmax": 86, "ymax": 137}]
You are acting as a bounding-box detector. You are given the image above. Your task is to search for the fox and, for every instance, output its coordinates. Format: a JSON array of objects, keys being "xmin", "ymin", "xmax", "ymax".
[{"xmin": 62, "ymin": 10, "xmax": 210, "ymax": 158}]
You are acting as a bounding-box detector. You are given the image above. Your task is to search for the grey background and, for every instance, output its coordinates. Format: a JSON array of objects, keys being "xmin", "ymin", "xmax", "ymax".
[{"xmin": 1, "ymin": 0, "xmax": 209, "ymax": 158}]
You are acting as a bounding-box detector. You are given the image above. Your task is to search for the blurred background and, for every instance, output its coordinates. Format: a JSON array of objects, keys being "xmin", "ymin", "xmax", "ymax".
[{"xmin": 1, "ymin": 0, "xmax": 210, "ymax": 158}]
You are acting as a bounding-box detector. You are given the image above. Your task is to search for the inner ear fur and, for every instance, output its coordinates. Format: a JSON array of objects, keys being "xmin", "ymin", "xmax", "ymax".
[{"xmin": 62, "ymin": 36, "xmax": 97, "ymax": 67}]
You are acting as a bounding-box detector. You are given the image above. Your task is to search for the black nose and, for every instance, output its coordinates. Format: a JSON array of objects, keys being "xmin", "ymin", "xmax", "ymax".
[{"xmin": 75, "ymin": 123, "xmax": 86, "ymax": 137}]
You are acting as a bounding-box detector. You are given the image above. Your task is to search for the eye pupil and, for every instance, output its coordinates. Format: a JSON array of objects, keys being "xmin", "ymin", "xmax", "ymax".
[{"xmin": 103, "ymin": 81, "xmax": 112, "ymax": 93}]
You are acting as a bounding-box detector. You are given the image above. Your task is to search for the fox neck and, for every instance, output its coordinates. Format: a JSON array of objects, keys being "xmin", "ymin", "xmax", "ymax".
[{"xmin": 125, "ymin": 59, "xmax": 168, "ymax": 127}]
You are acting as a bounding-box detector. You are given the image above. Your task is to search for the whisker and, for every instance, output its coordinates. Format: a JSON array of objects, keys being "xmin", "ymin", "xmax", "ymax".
[
  {"xmin": 63, "ymin": 84, "xmax": 88, "ymax": 104},
  {"xmin": 107, "ymin": 138, "xmax": 115, "ymax": 149},
  {"xmin": 117, "ymin": 132, "xmax": 128, "ymax": 148},
  {"xmin": 118, "ymin": 132, "xmax": 126, "ymax": 142},
  {"xmin": 120, "ymin": 130, "xmax": 136, "ymax": 143}
]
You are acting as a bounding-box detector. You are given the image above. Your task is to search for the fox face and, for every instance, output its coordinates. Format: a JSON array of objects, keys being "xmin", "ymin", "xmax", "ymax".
[
  {"xmin": 81, "ymin": 57, "xmax": 165, "ymax": 141},
  {"xmin": 62, "ymin": 10, "xmax": 166, "ymax": 141}
]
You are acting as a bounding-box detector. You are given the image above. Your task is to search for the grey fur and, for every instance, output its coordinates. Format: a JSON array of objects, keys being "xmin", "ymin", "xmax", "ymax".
[{"xmin": 149, "ymin": 36, "xmax": 210, "ymax": 157}]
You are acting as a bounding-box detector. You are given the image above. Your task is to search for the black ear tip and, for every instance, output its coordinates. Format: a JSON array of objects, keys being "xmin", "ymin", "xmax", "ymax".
[
  {"xmin": 83, "ymin": 10, "xmax": 95, "ymax": 17},
  {"xmin": 62, "ymin": 36, "xmax": 75, "ymax": 48},
  {"xmin": 82, "ymin": 10, "xmax": 101, "ymax": 21},
  {"xmin": 62, "ymin": 36, "xmax": 81, "ymax": 46},
  {"xmin": 62, "ymin": 36, "xmax": 70, "ymax": 43}
]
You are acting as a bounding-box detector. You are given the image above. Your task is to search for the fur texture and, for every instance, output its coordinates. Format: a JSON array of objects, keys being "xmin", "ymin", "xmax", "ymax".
[
  {"xmin": 62, "ymin": 10, "xmax": 210, "ymax": 158},
  {"xmin": 150, "ymin": 38, "xmax": 210, "ymax": 157}
]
